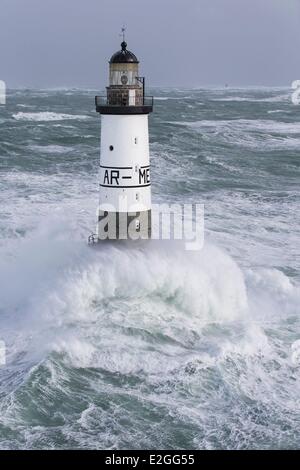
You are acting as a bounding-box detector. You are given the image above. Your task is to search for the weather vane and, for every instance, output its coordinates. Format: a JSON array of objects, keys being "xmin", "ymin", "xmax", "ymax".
[{"xmin": 120, "ymin": 25, "xmax": 126, "ymax": 42}]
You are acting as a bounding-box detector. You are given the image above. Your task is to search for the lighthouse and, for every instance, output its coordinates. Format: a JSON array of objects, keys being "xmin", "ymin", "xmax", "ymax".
[{"xmin": 94, "ymin": 37, "xmax": 153, "ymax": 241}]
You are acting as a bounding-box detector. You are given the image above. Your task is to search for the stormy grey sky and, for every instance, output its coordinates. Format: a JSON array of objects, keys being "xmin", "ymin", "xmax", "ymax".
[{"xmin": 1, "ymin": 0, "xmax": 300, "ymax": 88}]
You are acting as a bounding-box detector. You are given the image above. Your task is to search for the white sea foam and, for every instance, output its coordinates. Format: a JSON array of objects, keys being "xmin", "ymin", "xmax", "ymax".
[
  {"xmin": 171, "ymin": 119, "xmax": 300, "ymax": 149},
  {"xmin": 12, "ymin": 112, "xmax": 91, "ymax": 122},
  {"xmin": 212, "ymin": 94, "xmax": 290, "ymax": 103},
  {"xmin": 52, "ymin": 124, "xmax": 76, "ymax": 128},
  {"xmin": 0, "ymin": 202, "xmax": 299, "ymax": 450},
  {"xmin": 2, "ymin": 215, "xmax": 298, "ymax": 371},
  {"xmin": 1, "ymin": 216, "xmax": 299, "ymax": 452},
  {"xmin": 267, "ymin": 110, "xmax": 285, "ymax": 114},
  {"xmin": 175, "ymin": 119, "xmax": 300, "ymax": 134},
  {"xmin": 17, "ymin": 104, "xmax": 36, "ymax": 108},
  {"xmin": 29, "ymin": 144, "xmax": 74, "ymax": 154},
  {"xmin": 155, "ymin": 96, "xmax": 192, "ymax": 101},
  {"xmin": 291, "ymin": 340, "xmax": 300, "ymax": 366}
]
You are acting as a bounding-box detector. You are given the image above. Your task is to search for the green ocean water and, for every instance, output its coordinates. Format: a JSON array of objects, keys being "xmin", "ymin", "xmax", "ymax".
[{"xmin": 0, "ymin": 87, "xmax": 299, "ymax": 449}]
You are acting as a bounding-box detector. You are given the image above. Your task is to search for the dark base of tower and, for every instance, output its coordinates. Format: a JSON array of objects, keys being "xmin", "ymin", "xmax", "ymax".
[{"xmin": 91, "ymin": 210, "xmax": 152, "ymax": 242}]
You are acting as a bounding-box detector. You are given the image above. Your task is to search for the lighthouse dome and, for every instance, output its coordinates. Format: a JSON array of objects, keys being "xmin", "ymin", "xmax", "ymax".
[{"xmin": 109, "ymin": 41, "xmax": 139, "ymax": 64}]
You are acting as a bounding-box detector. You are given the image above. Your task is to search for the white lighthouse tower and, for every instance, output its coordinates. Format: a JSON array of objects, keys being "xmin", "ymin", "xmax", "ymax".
[{"xmin": 94, "ymin": 36, "xmax": 153, "ymax": 240}]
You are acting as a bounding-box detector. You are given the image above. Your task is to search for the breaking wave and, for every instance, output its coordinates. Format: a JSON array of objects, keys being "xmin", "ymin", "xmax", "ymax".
[
  {"xmin": 171, "ymin": 119, "xmax": 300, "ymax": 149},
  {"xmin": 0, "ymin": 215, "xmax": 299, "ymax": 449},
  {"xmin": 13, "ymin": 112, "xmax": 91, "ymax": 122}
]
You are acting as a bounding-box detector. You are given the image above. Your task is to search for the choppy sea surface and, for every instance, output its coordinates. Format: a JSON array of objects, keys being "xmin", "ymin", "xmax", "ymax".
[{"xmin": 0, "ymin": 87, "xmax": 299, "ymax": 449}]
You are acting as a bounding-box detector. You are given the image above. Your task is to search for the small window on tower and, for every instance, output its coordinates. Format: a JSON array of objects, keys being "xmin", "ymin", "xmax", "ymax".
[
  {"xmin": 109, "ymin": 145, "xmax": 114, "ymax": 151},
  {"xmin": 134, "ymin": 137, "xmax": 138, "ymax": 145}
]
